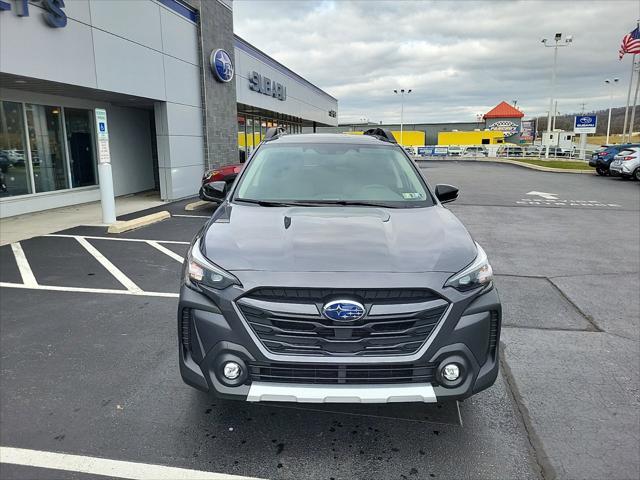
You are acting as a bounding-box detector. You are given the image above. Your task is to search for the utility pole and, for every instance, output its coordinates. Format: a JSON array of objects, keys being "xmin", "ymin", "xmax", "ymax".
[
  {"xmin": 541, "ymin": 33, "xmax": 572, "ymax": 158},
  {"xmin": 393, "ymin": 88, "xmax": 412, "ymax": 145}
]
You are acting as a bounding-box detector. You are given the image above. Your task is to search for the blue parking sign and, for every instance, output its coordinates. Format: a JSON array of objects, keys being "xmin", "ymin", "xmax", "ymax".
[{"xmin": 99, "ymin": 122, "xmax": 106, "ymax": 132}]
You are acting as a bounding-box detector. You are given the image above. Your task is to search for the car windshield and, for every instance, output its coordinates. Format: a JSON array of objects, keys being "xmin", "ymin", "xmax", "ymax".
[{"xmin": 233, "ymin": 143, "xmax": 434, "ymax": 207}]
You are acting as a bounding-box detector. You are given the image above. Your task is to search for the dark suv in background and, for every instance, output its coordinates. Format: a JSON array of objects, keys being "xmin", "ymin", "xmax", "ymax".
[{"xmin": 178, "ymin": 128, "xmax": 501, "ymax": 404}]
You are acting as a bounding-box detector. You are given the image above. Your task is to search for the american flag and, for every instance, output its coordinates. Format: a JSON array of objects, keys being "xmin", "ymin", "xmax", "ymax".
[{"xmin": 619, "ymin": 26, "xmax": 640, "ymax": 59}]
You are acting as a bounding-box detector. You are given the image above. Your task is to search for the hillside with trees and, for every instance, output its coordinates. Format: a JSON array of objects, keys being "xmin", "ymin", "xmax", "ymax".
[{"xmin": 534, "ymin": 107, "xmax": 634, "ymax": 135}]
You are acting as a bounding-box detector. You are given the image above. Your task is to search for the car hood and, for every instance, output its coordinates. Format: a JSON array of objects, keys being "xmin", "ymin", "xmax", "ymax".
[{"xmin": 202, "ymin": 204, "xmax": 477, "ymax": 273}]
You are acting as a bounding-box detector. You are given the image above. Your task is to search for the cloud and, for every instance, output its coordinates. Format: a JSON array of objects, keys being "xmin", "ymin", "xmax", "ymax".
[{"xmin": 234, "ymin": 0, "xmax": 638, "ymax": 123}]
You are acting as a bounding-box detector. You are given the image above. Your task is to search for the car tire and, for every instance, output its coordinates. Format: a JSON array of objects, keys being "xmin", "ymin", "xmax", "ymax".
[
  {"xmin": 595, "ymin": 166, "xmax": 608, "ymax": 176},
  {"xmin": 634, "ymin": 168, "xmax": 640, "ymax": 181}
]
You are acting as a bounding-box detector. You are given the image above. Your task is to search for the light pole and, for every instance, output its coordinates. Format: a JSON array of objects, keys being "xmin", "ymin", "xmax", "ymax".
[
  {"xmin": 605, "ymin": 78, "xmax": 619, "ymax": 144},
  {"xmin": 542, "ymin": 33, "xmax": 572, "ymax": 158},
  {"xmin": 393, "ymin": 88, "xmax": 412, "ymax": 145}
]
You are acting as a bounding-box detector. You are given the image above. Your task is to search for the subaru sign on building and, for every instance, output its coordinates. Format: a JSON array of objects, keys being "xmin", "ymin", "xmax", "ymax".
[
  {"xmin": 574, "ymin": 115, "xmax": 597, "ymax": 134},
  {"xmin": 211, "ymin": 48, "xmax": 234, "ymax": 83},
  {"xmin": 0, "ymin": 0, "xmax": 338, "ymax": 218}
]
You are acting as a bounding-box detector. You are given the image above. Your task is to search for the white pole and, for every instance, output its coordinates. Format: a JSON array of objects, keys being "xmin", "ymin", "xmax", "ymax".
[
  {"xmin": 545, "ymin": 42, "xmax": 558, "ymax": 159},
  {"xmin": 98, "ymin": 163, "xmax": 116, "ymax": 224},
  {"xmin": 622, "ymin": 54, "xmax": 636, "ymax": 140},
  {"xmin": 400, "ymin": 92, "xmax": 404, "ymax": 146},
  {"xmin": 628, "ymin": 66, "xmax": 640, "ymax": 142}
]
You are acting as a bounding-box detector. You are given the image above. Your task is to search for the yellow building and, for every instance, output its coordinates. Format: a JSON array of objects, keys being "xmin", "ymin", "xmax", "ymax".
[
  {"xmin": 344, "ymin": 130, "xmax": 425, "ymax": 146},
  {"xmin": 438, "ymin": 131, "xmax": 505, "ymax": 146}
]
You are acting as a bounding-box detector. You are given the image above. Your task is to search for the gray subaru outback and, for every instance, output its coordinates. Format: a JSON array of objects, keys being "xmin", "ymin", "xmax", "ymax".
[{"xmin": 178, "ymin": 128, "xmax": 501, "ymax": 404}]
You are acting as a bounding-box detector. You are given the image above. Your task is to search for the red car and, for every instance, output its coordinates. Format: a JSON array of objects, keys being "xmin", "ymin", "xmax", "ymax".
[{"xmin": 199, "ymin": 163, "xmax": 243, "ymax": 201}]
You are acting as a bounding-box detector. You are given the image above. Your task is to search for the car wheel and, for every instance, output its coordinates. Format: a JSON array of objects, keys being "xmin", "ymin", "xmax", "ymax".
[
  {"xmin": 634, "ymin": 168, "xmax": 640, "ymax": 181},
  {"xmin": 595, "ymin": 166, "xmax": 608, "ymax": 176}
]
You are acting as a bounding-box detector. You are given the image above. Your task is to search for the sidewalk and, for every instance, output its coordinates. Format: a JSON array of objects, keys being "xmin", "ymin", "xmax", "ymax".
[{"xmin": 0, "ymin": 191, "xmax": 165, "ymax": 246}]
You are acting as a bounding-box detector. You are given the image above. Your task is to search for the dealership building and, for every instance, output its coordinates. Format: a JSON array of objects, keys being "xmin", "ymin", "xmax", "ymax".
[{"xmin": 0, "ymin": 0, "xmax": 338, "ymax": 218}]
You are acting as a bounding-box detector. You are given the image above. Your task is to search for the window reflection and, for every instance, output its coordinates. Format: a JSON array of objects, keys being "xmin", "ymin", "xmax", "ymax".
[
  {"xmin": 0, "ymin": 101, "xmax": 31, "ymax": 197},
  {"xmin": 26, "ymin": 104, "xmax": 69, "ymax": 193}
]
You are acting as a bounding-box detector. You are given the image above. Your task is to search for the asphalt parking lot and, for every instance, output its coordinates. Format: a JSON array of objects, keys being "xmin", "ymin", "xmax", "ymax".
[{"xmin": 1, "ymin": 161, "xmax": 638, "ymax": 480}]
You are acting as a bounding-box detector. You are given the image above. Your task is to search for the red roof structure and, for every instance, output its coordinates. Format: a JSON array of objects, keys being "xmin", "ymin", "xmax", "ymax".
[{"xmin": 483, "ymin": 101, "xmax": 524, "ymax": 119}]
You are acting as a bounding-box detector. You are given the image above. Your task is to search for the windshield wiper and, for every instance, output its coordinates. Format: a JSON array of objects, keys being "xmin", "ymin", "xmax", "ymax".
[
  {"xmin": 298, "ymin": 200, "xmax": 400, "ymax": 208},
  {"xmin": 234, "ymin": 198, "xmax": 324, "ymax": 207},
  {"xmin": 234, "ymin": 198, "xmax": 297, "ymax": 207}
]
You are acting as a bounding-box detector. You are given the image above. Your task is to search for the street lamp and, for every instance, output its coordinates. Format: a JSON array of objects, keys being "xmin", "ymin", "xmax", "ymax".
[
  {"xmin": 605, "ymin": 78, "xmax": 619, "ymax": 144},
  {"xmin": 541, "ymin": 33, "xmax": 572, "ymax": 158},
  {"xmin": 393, "ymin": 88, "xmax": 412, "ymax": 145}
]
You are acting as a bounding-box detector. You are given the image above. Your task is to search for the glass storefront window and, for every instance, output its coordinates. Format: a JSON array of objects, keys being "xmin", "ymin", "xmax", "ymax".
[
  {"xmin": 26, "ymin": 104, "xmax": 69, "ymax": 193},
  {"xmin": 0, "ymin": 101, "xmax": 31, "ymax": 197},
  {"xmin": 64, "ymin": 108, "xmax": 97, "ymax": 188},
  {"xmin": 237, "ymin": 115, "xmax": 246, "ymax": 163},
  {"xmin": 246, "ymin": 116, "xmax": 254, "ymax": 155}
]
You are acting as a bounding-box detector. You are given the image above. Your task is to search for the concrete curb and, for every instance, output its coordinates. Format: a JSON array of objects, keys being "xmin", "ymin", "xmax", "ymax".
[
  {"xmin": 107, "ymin": 211, "xmax": 171, "ymax": 234},
  {"xmin": 185, "ymin": 200, "xmax": 211, "ymax": 211},
  {"xmin": 417, "ymin": 157, "xmax": 595, "ymax": 174}
]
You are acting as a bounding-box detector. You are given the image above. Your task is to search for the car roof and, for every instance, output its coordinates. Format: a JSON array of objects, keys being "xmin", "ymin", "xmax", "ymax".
[{"xmin": 264, "ymin": 133, "xmax": 397, "ymax": 145}]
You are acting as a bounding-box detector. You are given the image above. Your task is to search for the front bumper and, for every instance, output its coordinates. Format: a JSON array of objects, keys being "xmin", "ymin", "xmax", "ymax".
[{"xmin": 178, "ymin": 272, "xmax": 501, "ymax": 404}]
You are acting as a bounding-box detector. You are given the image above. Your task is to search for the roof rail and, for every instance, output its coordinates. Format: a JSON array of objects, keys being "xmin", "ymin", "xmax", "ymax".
[
  {"xmin": 363, "ymin": 128, "xmax": 397, "ymax": 144},
  {"xmin": 264, "ymin": 126, "xmax": 287, "ymax": 142}
]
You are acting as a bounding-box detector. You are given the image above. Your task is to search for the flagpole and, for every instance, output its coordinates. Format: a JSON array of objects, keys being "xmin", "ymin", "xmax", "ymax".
[
  {"xmin": 622, "ymin": 55, "xmax": 636, "ymax": 142},
  {"xmin": 628, "ymin": 61, "xmax": 640, "ymax": 142}
]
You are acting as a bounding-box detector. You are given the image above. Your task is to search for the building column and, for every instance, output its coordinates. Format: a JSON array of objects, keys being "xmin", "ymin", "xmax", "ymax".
[{"xmin": 190, "ymin": 0, "xmax": 238, "ymax": 169}]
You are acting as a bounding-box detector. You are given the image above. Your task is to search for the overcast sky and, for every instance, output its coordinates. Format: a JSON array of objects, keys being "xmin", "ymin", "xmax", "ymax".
[{"xmin": 233, "ymin": 0, "xmax": 639, "ymax": 124}]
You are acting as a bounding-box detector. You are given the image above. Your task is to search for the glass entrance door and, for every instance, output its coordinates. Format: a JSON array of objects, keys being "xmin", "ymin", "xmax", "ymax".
[{"xmin": 64, "ymin": 108, "xmax": 96, "ymax": 187}]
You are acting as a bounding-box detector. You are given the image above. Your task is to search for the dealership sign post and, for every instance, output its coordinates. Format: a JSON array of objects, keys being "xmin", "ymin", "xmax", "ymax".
[
  {"xmin": 574, "ymin": 115, "xmax": 597, "ymax": 160},
  {"xmin": 95, "ymin": 108, "xmax": 116, "ymax": 224}
]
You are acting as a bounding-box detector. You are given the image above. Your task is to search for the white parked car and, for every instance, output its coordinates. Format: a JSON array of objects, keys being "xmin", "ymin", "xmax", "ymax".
[
  {"xmin": 447, "ymin": 146, "xmax": 464, "ymax": 156},
  {"xmin": 464, "ymin": 146, "xmax": 488, "ymax": 157},
  {"xmin": 609, "ymin": 147, "xmax": 640, "ymax": 180}
]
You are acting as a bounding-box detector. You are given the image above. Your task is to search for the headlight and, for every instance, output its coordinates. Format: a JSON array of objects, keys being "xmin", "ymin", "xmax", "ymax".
[
  {"xmin": 186, "ymin": 238, "xmax": 240, "ymax": 290},
  {"xmin": 444, "ymin": 243, "xmax": 493, "ymax": 291}
]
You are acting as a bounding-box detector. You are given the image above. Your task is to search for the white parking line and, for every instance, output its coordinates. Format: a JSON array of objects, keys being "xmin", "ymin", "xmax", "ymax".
[
  {"xmin": 0, "ymin": 282, "xmax": 178, "ymax": 298},
  {"xmin": 147, "ymin": 240, "xmax": 185, "ymax": 263},
  {"xmin": 10, "ymin": 242, "xmax": 38, "ymax": 287},
  {"xmin": 173, "ymin": 214, "xmax": 210, "ymax": 219},
  {"xmin": 76, "ymin": 237, "xmax": 143, "ymax": 293},
  {"xmin": 0, "ymin": 446, "xmax": 263, "ymax": 480},
  {"xmin": 45, "ymin": 234, "xmax": 189, "ymax": 245}
]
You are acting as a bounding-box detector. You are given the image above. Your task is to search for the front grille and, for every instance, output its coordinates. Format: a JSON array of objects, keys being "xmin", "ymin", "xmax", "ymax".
[
  {"xmin": 249, "ymin": 362, "xmax": 437, "ymax": 384},
  {"xmin": 237, "ymin": 288, "xmax": 448, "ymax": 357},
  {"xmin": 246, "ymin": 287, "xmax": 441, "ymax": 304}
]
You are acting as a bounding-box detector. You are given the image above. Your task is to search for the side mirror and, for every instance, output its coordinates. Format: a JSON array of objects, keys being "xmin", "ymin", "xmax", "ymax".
[
  {"xmin": 435, "ymin": 184, "xmax": 459, "ymax": 204},
  {"xmin": 209, "ymin": 181, "xmax": 228, "ymax": 199}
]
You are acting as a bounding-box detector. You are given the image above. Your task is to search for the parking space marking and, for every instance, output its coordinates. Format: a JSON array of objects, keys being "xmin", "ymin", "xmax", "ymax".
[
  {"xmin": 76, "ymin": 237, "xmax": 143, "ymax": 293},
  {"xmin": 173, "ymin": 214, "xmax": 211, "ymax": 219},
  {"xmin": 0, "ymin": 282, "xmax": 179, "ymax": 298},
  {"xmin": 45, "ymin": 234, "xmax": 190, "ymax": 245},
  {"xmin": 0, "ymin": 446, "xmax": 263, "ymax": 480},
  {"xmin": 147, "ymin": 240, "xmax": 185, "ymax": 263},
  {"xmin": 0, "ymin": 282, "xmax": 178, "ymax": 298},
  {"xmin": 10, "ymin": 242, "xmax": 38, "ymax": 287}
]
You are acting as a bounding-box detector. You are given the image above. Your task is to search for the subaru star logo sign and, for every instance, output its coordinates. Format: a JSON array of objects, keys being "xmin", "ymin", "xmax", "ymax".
[
  {"xmin": 210, "ymin": 49, "xmax": 234, "ymax": 83},
  {"xmin": 322, "ymin": 300, "xmax": 366, "ymax": 322}
]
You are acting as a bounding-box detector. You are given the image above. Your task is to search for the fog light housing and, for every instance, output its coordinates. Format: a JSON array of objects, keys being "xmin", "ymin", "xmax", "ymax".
[
  {"xmin": 223, "ymin": 361, "xmax": 241, "ymax": 380},
  {"xmin": 442, "ymin": 363, "xmax": 460, "ymax": 381}
]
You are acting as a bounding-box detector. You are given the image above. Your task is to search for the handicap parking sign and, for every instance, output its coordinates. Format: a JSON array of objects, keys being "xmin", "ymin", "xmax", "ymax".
[{"xmin": 99, "ymin": 122, "xmax": 106, "ymax": 132}]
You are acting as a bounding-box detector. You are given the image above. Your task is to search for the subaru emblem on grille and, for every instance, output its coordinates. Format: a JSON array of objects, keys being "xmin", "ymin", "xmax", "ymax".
[{"xmin": 322, "ymin": 300, "xmax": 365, "ymax": 321}]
